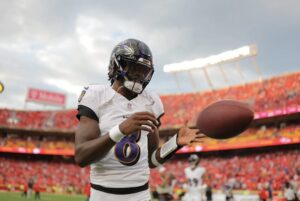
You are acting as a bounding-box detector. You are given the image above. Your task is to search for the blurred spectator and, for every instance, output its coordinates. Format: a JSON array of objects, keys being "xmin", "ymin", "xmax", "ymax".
[
  {"xmin": 283, "ymin": 182, "xmax": 297, "ymax": 201},
  {"xmin": 259, "ymin": 185, "xmax": 269, "ymax": 201},
  {"xmin": 34, "ymin": 182, "xmax": 41, "ymax": 200},
  {"xmin": 156, "ymin": 166, "xmax": 175, "ymax": 201},
  {"xmin": 27, "ymin": 178, "xmax": 34, "ymax": 199},
  {"xmin": 84, "ymin": 183, "xmax": 90, "ymax": 201},
  {"xmin": 205, "ymin": 183, "xmax": 213, "ymax": 201}
]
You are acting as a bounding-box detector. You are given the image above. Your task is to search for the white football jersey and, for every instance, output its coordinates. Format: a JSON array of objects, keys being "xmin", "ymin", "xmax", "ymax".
[
  {"xmin": 184, "ymin": 166, "xmax": 206, "ymax": 192},
  {"xmin": 77, "ymin": 84, "xmax": 164, "ymax": 188}
]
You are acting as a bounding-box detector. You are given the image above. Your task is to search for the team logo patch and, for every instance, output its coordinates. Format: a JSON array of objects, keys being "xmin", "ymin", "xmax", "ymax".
[{"xmin": 116, "ymin": 44, "xmax": 134, "ymax": 58}]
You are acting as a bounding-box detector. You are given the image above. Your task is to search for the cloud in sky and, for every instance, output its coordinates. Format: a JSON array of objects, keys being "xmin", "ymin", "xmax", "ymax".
[{"xmin": 0, "ymin": 0, "xmax": 299, "ymax": 109}]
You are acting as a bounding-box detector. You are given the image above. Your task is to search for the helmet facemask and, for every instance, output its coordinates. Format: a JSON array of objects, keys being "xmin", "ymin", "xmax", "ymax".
[
  {"xmin": 114, "ymin": 55, "xmax": 154, "ymax": 94},
  {"xmin": 188, "ymin": 154, "xmax": 200, "ymax": 168}
]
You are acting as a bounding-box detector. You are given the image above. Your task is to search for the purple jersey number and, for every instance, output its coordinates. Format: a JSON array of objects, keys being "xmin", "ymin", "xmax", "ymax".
[{"xmin": 114, "ymin": 131, "xmax": 141, "ymax": 166}]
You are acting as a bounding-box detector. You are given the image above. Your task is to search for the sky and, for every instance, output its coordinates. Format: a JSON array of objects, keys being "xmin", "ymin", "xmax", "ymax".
[{"xmin": 0, "ymin": 0, "xmax": 299, "ymax": 110}]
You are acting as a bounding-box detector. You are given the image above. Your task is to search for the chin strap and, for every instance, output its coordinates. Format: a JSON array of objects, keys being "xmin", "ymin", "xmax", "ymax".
[{"xmin": 123, "ymin": 80, "xmax": 143, "ymax": 94}]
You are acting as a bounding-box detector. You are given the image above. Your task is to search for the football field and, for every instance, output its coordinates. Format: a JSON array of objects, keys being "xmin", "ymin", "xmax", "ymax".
[
  {"xmin": 0, "ymin": 191, "xmax": 161, "ymax": 201},
  {"xmin": 0, "ymin": 191, "xmax": 86, "ymax": 201}
]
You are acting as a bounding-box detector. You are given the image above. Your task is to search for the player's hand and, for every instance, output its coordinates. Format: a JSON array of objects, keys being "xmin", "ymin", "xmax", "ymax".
[
  {"xmin": 119, "ymin": 111, "xmax": 158, "ymax": 135},
  {"xmin": 177, "ymin": 126, "xmax": 206, "ymax": 146}
]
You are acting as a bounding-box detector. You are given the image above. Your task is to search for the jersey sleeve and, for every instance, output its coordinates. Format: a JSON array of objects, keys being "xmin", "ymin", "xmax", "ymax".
[
  {"xmin": 147, "ymin": 91, "xmax": 164, "ymax": 128},
  {"xmin": 76, "ymin": 85, "xmax": 103, "ymax": 122},
  {"xmin": 199, "ymin": 167, "xmax": 206, "ymax": 176},
  {"xmin": 149, "ymin": 91, "xmax": 164, "ymax": 119},
  {"xmin": 184, "ymin": 167, "xmax": 190, "ymax": 177}
]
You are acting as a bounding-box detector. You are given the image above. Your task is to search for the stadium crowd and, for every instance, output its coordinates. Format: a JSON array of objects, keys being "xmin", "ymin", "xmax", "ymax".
[
  {"xmin": 150, "ymin": 150, "xmax": 300, "ymax": 191},
  {"xmin": 160, "ymin": 72, "xmax": 300, "ymax": 127},
  {"xmin": 0, "ymin": 109, "xmax": 77, "ymax": 130},
  {"xmin": 162, "ymin": 123, "xmax": 300, "ymax": 149},
  {"xmin": 0, "ymin": 156, "xmax": 89, "ymax": 194},
  {"xmin": 0, "ymin": 149, "xmax": 299, "ymax": 199},
  {"xmin": 0, "ymin": 72, "xmax": 299, "ymax": 201},
  {"xmin": 0, "ymin": 134, "xmax": 74, "ymax": 150},
  {"xmin": 0, "ymin": 124, "xmax": 299, "ymax": 153},
  {"xmin": 0, "ymin": 72, "xmax": 299, "ymax": 130}
]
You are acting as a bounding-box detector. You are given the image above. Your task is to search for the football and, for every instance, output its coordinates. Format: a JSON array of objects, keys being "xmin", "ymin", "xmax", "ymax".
[{"xmin": 196, "ymin": 100, "xmax": 254, "ymax": 139}]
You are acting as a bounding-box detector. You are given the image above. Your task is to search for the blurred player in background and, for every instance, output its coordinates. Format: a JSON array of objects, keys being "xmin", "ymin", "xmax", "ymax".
[
  {"xmin": 258, "ymin": 185, "xmax": 269, "ymax": 201},
  {"xmin": 75, "ymin": 39, "xmax": 205, "ymax": 201},
  {"xmin": 182, "ymin": 154, "xmax": 206, "ymax": 201},
  {"xmin": 156, "ymin": 166, "xmax": 176, "ymax": 201},
  {"xmin": 34, "ymin": 182, "xmax": 41, "ymax": 200},
  {"xmin": 224, "ymin": 183, "xmax": 235, "ymax": 201},
  {"xmin": 27, "ymin": 177, "xmax": 34, "ymax": 199},
  {"xmin": 204, "ymin": 182, "xmax": 213, "ymax": 201},
  {"xmin": 21, "ymin": 182, "xmax": 27, "ymax": 198}
]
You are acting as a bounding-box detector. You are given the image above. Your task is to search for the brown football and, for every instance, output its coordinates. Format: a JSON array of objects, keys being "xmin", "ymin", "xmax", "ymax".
[{"xmin": 196, "ymin": 100, "xmax": 254, "ymax": 139}]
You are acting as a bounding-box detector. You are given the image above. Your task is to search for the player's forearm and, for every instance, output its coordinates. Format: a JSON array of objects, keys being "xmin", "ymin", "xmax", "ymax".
[
  {"xmin": 75, "ymin": 134, "xmax": 115, "ymax": 167},
  {"xmin": 147, "ymin": 130, "xmax": 159, "ymax": 168},
  {"xmin": 149, "ymin": 134, "xmax": 182, "ymax": 168},
  {"xmin": 149, "ymin": 147, "xmax": 172, "ymax": 168}
]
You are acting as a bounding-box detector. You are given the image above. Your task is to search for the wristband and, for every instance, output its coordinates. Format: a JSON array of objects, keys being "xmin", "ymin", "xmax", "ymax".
[
  {"xmin": 109, "ymin": 125, "xmax": 126, "ymax": 143},
  {"xmin": 151, "ymin": 150, "xmax": 162, "ymax": 167},
  {"xmin": 160, "ymin": 134, "xmax": 178, "ymax": 158}
]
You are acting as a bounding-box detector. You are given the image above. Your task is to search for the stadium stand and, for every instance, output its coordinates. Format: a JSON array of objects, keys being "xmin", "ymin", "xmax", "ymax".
[
  {"xmin": 150, "ymin": 148, "xmax": 300, "ymax": 192},
  {"xmin": 160, "ymin": 72, "xmax": 300, "ymax": 127},
  {"xmin": 0, "ymin": 124, "xmax": 299, "ymax": 153},
  {"xmin": 0, "ymin": 71, "xmax": 299, "ymax": 200},
  {"xmin": 0, "ymin": 147, "xmax": 299, "ymax": 197},
  {"xmin": 0, "ymin": 72, "xmax": 299, "ymax": 130},
  {"xmin": 0, "ymin": 135, "xmax": 74, "ymax": 150},
  {"xmin": 0, "ymin": 156, "xmax": 89, "ymax": 193}
]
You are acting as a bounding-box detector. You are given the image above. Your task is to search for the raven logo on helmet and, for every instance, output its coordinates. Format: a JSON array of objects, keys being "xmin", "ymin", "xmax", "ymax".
[{"xmin": 116, "ymin": 45, "xmax": 134, "ymax": 57}]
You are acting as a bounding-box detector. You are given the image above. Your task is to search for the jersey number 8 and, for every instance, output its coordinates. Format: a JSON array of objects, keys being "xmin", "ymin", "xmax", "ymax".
[{"xmin": 114, "ymin": 131, "xmax": 141, "ymax": 166}]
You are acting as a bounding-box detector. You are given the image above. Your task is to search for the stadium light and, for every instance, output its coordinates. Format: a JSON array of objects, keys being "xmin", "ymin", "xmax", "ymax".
[{"xmin": 163, "ymin": 45, "xmax": 257, "ymax": 73}]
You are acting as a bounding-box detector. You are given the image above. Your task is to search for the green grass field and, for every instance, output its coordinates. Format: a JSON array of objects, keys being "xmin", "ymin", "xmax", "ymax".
[
  {"xmin": 0, "ymin": 191, "xmax": 160, "ymax": 201},
  {"xmin": 0, "ymin": 191, "xmax": 87, "ymax": 201}
]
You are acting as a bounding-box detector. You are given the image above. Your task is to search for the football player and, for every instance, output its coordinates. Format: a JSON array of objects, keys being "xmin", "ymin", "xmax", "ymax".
[
  {"xmin": 182, "ymin": 154, "xmax": 206, "ymax": 201},
  {"xmin": 75, "ymin": 39, "xmax": 205, "ymax": 201}
]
